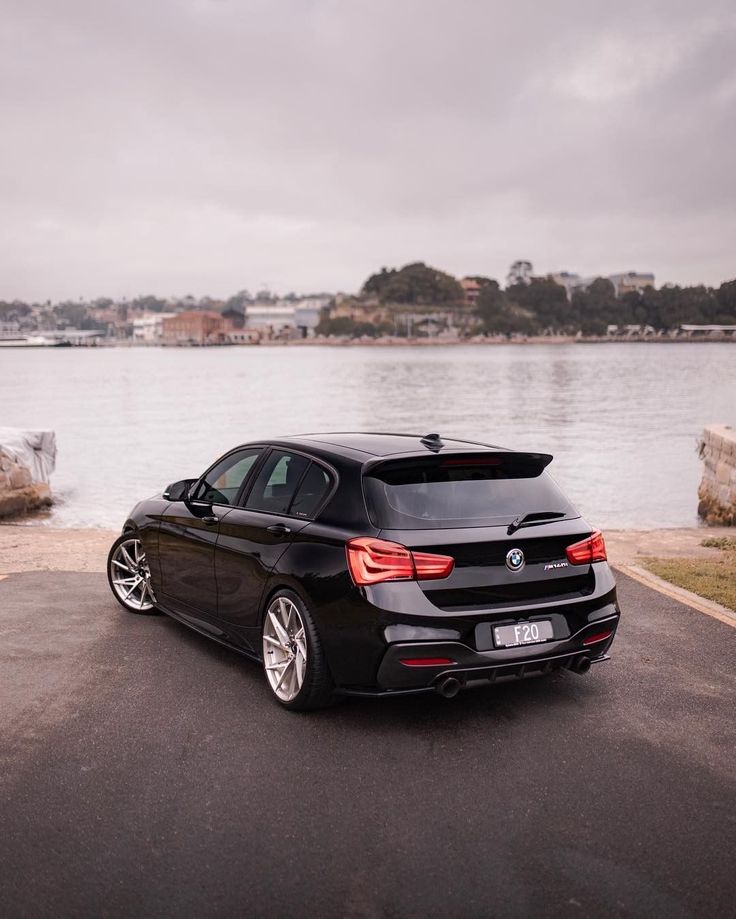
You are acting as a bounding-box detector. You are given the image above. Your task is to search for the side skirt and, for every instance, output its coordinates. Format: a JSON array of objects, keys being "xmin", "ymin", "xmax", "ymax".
[{"xmin": 156, "ymin": 600, "xmax": 263, "ymax": 663}]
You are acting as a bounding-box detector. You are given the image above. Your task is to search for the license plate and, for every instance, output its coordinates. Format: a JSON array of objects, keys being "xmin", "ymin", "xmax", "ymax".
[{"xmin": 493, "ymin": 620, "xmax": 554, "ymax": 648}]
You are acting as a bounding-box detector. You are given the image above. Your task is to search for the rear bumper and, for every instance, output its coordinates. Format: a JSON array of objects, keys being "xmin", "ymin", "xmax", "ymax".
[
  {"xmin": 318, "ymin": 566, "xmax": 620, "ymax": 692},
  {"xmin": 359, "ymin": 612, "xmax": 619, "ymax": 695},
  {"xmin": 342, "ymin": 649, "xmax": 611, "ymax": 698}
]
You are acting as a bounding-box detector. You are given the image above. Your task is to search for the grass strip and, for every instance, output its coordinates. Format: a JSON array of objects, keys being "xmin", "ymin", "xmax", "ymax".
[{"xmin": 641, "ymin": 548, "xmax": 736, "ymax": 612}]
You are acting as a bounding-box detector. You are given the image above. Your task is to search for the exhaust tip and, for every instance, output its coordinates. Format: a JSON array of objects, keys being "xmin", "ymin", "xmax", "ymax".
[
  {"xmin": 572, "ymin": 656, "xmax": 592, "ymax": 675},
  {"xmin": 436, "ymin": 676, "xmax": 461, "ymax": 699}
]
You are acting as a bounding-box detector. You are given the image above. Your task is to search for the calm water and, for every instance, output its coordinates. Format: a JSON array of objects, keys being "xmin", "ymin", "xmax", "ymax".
[{"xmin": 1, "ymin": 343, "xmax": 734, "ymax": 529}]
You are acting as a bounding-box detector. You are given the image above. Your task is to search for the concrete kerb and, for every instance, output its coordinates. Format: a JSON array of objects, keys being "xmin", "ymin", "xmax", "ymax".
[{"xmin": 613, "ymin": 563, "xmax": 736, "ymax": 629}]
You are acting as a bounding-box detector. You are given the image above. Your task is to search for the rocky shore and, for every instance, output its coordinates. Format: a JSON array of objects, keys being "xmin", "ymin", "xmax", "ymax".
[
  {"xmin": 698, "ymin": 424, "xmax": 736, "ymax": 524},
  {"xmin": 0, "ymin": 443, "xmax": 53, "ymax": 520}
]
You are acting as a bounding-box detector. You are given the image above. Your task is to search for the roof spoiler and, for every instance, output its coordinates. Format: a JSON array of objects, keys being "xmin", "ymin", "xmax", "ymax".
[{"xmin": 363, "ymin": 450, "xmax": 554, "ymax": 476}]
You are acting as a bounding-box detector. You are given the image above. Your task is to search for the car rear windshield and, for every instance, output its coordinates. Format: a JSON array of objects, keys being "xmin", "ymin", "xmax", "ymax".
[{"xmin": 363, "ymin": 453, "xmax": 577, "ymax": 529}]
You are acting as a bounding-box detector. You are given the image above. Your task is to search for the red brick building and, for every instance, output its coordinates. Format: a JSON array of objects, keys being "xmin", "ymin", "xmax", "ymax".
[{"xmin": 162, "ymin": 311, "xmax": 224, "ymax": 345}]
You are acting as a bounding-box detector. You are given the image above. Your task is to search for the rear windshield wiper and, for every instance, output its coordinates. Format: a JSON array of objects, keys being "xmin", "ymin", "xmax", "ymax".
[{"xmin": 507, "ymin": 510, "xmax": 567, "ymax": 535}]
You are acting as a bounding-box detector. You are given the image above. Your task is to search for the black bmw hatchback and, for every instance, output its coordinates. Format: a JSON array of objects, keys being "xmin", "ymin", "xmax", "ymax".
[{"xmin": 107, "ymin": 432, "xmax": 620, "ymax": 710}]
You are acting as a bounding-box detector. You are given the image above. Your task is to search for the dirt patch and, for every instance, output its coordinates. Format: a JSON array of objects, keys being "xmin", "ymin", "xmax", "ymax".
[
  {"xmin": 604, "ymin": 527, "xmax": 734, "ymax": 567},
  {"xmin": 0, "ymin": 525, "xmax": 117, "ymax": 574}
]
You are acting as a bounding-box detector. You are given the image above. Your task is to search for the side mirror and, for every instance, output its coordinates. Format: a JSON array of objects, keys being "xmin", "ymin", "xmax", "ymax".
[{"xmin": 163, "ymin": 478, "xmax": 196, "ymax": 501}]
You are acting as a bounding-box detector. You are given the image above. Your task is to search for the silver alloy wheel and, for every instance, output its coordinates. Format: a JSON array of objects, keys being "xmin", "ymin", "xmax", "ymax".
[
  {"xmin": 109, "ymin": 537, "xmax": 156, "ymax": 612},
  {"xmin": 262, "ymin": 596, "xmax": 307, "ymax": 702}
]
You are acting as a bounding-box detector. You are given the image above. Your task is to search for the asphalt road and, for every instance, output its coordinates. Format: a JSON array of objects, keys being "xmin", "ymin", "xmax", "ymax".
[{"xmin": 1, "ymin": 571, "xmax": 735, "ymax": 919}]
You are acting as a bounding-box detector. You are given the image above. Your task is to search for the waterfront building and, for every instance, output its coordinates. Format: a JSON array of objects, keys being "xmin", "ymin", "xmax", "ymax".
[
  {"xmin": 132, "ymin": 313, "xmax": 177, "ymax": 342},
  {"xmin": 608, "ymin": 271, "xmax": 655, "ymax": 296},
  {"xmin": 293, "ymin": 298, "xmax": 327, "ymax": 333},
  {"xmin": 244, "ymin": 297, "xmax": 329, "ymax": 338},
  {"xmin": 226, "ymin": 329, "xmax": 261, "ymax": 344},
  {"xmin": 548, "ymin": 269, "xmax": 656, "ymax": 299},
  {"xmin": 679, "ymin": 324, "xmax": 736, "ymax": 338},
  {"xmin": 244, "ymin": 303, "xmax": 297, "ymax": 333},
  {"xmin": 161, "ymin": 311, "xmax": 224, "ymax": 345}
]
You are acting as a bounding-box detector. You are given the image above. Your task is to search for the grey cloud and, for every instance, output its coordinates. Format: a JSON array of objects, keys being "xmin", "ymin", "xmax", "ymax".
[{"xmin": 1, "ymin": 0, "xmax": 734, "ymax": 300}]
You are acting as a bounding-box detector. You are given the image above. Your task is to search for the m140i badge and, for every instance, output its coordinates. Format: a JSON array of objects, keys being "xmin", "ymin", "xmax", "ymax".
[
  {"xmin": 544, "ymin": 561, "xmax": 569, "ymax": 571},
  {"xmin": 505, "ymin": 548, "xmax": 525, "ymax": 571}
]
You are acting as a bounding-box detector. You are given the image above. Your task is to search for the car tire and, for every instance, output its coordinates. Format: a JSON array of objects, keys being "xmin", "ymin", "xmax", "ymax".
[
  {"xmin": 261, "ymin": 589, "xmax": 334, "ymax": 711},
  {"xmin": 107, "ymin": 532, "xmax": 159, "ymax": 615}
]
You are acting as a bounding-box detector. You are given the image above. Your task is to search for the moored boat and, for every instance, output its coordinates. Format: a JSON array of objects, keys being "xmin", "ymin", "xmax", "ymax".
[{"xmin": 0, "ymin": 335, "xmax": 72, "ymax": 347}]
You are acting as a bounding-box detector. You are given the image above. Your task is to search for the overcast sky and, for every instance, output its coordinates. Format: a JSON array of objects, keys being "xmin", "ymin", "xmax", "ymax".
[{"xmin": 1, "ymin": 0, "xmax": 735, "ymax": 301}]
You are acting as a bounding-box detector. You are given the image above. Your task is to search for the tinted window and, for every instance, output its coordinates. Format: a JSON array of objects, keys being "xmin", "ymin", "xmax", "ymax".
[
  {"xmin": 364, "ymin": 455, "xmax": 576, "ymax": 529},
  {"xmin": 193, "ymin": 449, "xmax": 261, "ymax": 506},
  {"xmin": 245, "ymin": 450, "xmax": 310, "ymax": 515},
  {"xmin": 290, "ymin": 463, "xmax": 332, "ymax": 519}
]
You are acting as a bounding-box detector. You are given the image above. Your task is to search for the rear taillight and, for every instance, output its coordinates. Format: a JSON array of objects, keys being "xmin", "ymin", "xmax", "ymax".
[
  {"xmin": 346, "ymin": 537, "xmax": 454, "ymax": 586},
  {"xmin": 566, "ymin": 531, "xmax": 607, "ymax": 565},
  {"xmin": 346, "ymin": 538, "xmax": 413, "ymax": 584},
  {"xmin": 412, "ymin": 549, "xmax": 456, "ymax": 579}
]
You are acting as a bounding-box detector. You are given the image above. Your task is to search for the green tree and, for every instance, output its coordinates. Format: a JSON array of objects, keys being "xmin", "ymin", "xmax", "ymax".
[
  {"xmin": 362, "ymin": 262, "xmax": 463, "ymax": 305},
  {"xmin": 660, "ymin": 285, "xmax": 715, "ymax": 328},
  {"xmin": 361, "ymin": 267, "xmax": 397, "ymax": 299},
  {"xmin": 0, "ymin": 300, "xmax": 31, "ymax": 319},
  {"xmin": 90, "ymin": 297, "xmax": 114, "ymax": 310},
  {"xmin": 316, "ymin": 316, "xmax": 390, "ymax": 338},
  {"xmin": 224, "ymin": 290, "xmax": 252, "ymax": 312},
  {"xmin": 618, "ymin": 290, "xmax": 646, "ymax": 325},
  {"xmin": 475, "ymin": 282, "xmax": 536, "ymax": 334},
  {"xmin": 507, "ymin": 279, "xmax": 568, "ymax": 332},
  {"xmin": 131, "ymin": 295, "xmax": 168, "ymax": 313},
  {"xmin": 571, "ymin": 278, "xmax": 617, "ymax": 334},
  {"xmin": 475, "ymin": 280, "xmax": 507, "ymax": 329},
  {"xmin": 714, "ymin": 279, "xmax": 736, "ymax": 322}
]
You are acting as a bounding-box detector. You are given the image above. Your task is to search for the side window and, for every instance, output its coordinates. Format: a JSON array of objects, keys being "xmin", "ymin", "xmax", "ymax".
[
  {"xmin": 193, "ymin": 449, "xmax": 261, "ymax": 506},
  {"xmin": 245, "ymin": 450, "xmax": 310, "ymax": 515},
  {"xmin": 290, "ymin": 463, "xmax": 332, "ymax": 518}
]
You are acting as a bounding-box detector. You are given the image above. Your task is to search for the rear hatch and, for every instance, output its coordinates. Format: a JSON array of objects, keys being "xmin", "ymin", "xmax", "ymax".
[{"xmin": 363, "ymin": 451, "xmax": 595, "ymax": 611}]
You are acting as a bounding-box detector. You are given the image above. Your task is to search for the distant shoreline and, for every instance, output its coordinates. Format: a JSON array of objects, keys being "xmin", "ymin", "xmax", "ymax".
[
  {"xmin": 258, "ymin": 336, "xmax": 736, "ymax": 347},
  {"xmin": 126, "ymin": 335, "xmax": 735, "ymax": 347},
  {"xmin": 3, "ymin": 335, "xmax": 735, "ymax": 350}
]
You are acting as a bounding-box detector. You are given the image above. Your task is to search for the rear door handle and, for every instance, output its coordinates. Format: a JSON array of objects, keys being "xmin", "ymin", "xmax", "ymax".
[
  {"xmin": 202, "ymin": 514, "xmax": 219, "ymax": 526},
  {"xmin": 267, "ymin": 524, "xmax": 291, "ymax": 537}
]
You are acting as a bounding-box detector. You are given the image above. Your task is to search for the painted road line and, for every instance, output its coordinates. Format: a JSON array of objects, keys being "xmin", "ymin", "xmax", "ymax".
[{"xmin": 614, "ymin": 563, "xmax": 736, "ymax": 629}]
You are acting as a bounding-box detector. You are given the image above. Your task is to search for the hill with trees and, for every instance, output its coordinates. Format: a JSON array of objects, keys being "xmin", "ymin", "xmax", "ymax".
[{"xmin": 361, "ymin": 262, "xmax": 464, "ymax": 305}]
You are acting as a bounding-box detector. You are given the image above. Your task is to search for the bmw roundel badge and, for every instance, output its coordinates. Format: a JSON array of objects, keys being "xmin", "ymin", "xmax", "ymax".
[{"xmin": 506, "ymin": 548, "xmax": 525, "ymax": 572}]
